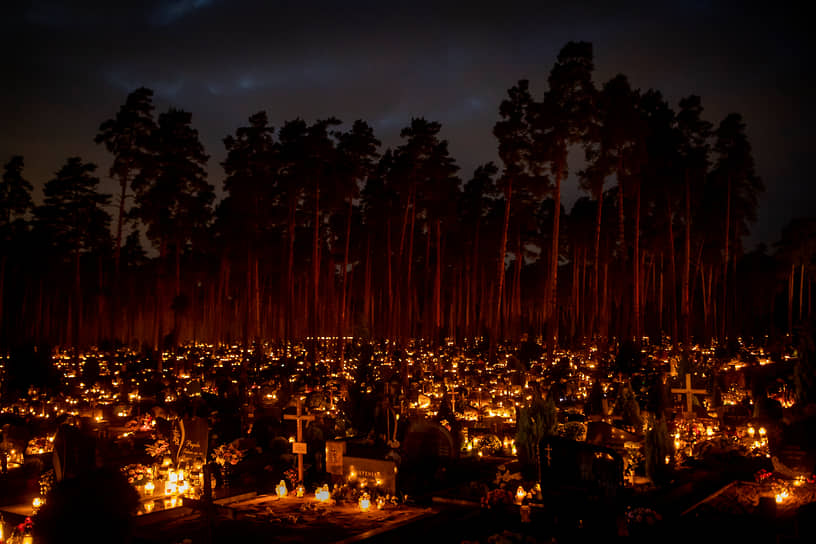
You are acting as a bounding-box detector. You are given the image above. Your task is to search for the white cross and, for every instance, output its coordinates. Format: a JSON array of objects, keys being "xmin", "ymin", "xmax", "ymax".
[
  {"xmin": 544, "ymin": 444, "xmax": 553, "ymax": 467},
  {"xmin": 671, "ymin": 374, "xmax": 707, "ymax": 417},
  {"xmin": 284, "ymin": 397, "xmax": 315, "ymax": 484}
]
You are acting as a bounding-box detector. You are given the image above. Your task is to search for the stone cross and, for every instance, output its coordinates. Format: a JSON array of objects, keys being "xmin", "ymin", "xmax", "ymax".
[
  {"xmin": 284, "ymin": 397, "xmax": 315, "ymax": 484},
  {"xmin": 544, "ymin": 443, "xmax": 553, "ymax": 467},
  {"xmin": 671, "ymin": 374, "xmax": 707, "ymax": 417}
]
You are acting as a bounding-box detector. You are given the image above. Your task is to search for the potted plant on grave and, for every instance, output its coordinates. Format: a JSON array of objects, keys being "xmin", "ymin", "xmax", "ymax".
[
  {"xmin": 212, "ymin": 441, "xmax": 245, "ymax": 487},
  {"xmin": 121, "ymin": 463, "xmax": 153, "ymax": 494}
]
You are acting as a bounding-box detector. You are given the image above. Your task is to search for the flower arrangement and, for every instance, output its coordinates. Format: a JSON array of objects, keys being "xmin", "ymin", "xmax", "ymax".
[
  {"xmin": 283, "ymin": 467, "xmax": 298, "ymax": 489},
  {"xmin": 754, "ymin": 468, "xmax": 773, "ymax": 482},
  {"xmin": 212, "ymin": 442, "xmax": 245, "ymax": 467},
  {"xmin": 39, "ymin": 469, "xmax": 55, "ymax": 496},
  {"xmin": 25, "ymin": 436, "xmax": 54, "ymax": 455},
  {"xmin": 121, "ymin": 463, "xmax": 153, "ymax": 486},
  {"xmin": 126, "ymin": 413, "xmax": 154, "ymax": 432},
  {"xmin": 626, "ymin": 506, "xmax": 662, "ymax": 528},
  {"xmin": 623, "ymin": 441, "xmax": 644, "ymax": 482},
  {"xmin": 493, "ymin": 464, "xmax": 522, "ymax": 486},
  {"xmin": 145, "ymin": 438, "xmax": 170, "ymax": 458},
  {"xmin": 481, "ymin": 487, "xmax": 514, "ymax": 508}
]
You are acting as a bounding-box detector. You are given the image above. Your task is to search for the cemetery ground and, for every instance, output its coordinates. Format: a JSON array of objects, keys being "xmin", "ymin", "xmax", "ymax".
[{"xmin": 2, "ymin": 339, "xmax": 816, "ymax": 542}]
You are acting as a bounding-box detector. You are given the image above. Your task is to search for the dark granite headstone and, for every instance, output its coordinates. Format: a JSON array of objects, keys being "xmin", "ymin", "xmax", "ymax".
[
  {"xmin": 402, "ymin": 420, "xmax": 457, "ymax": 462},
  {"xmin": 180, "ymin": 416, "xmax": 209, "ymax": 462},
  {"xmin": 52, "ymin": 424, "xmax": 96, "ymax": 481},
  {"xmin": 540, "ymin": 435, "xmax": 623, "ymax": 496}
]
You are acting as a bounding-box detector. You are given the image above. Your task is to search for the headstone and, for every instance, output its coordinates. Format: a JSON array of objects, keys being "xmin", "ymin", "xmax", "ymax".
[
  {"xmin": 180, "ymin": 416, "xmax": 209, "ymax": 462},
  {"xmin": 343, "ymin": 456, "xmax": 397, "ymax": 494},
  {"xmin": 52, "ymin": 424, "xmax": 95, "ymax": 481},
  {"xmin": 325, "ymin": 440, "xmax": 346, "ymax": 476},
  {"xmin": 402, "ymin": 420, "xmax": 457, "ymax": 462},
  {"xmin": 540, "ymin": 436, "xmax": 623, "ymax": 496}
]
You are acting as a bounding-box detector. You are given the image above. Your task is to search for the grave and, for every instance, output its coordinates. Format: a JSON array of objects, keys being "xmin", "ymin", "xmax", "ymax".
[
  {"xmin": 402, "ymin": 420, "xmax": 457, "ymax": 462},
  {"xmin": 343, "ymin": 456, "xmax": 398, "ymax": 494},
  {"xmin": 540, "ymin": 436, "xmax": 623, "ymax": 497},
  {"xmin": 400, "ymin": 419, "xmax": 458, "ymax": 496},
  {"xmin": 133, "ymin": 492, "xmax": 433, "ymax": 544},
  {"xmin": 585, "ymin": 420, "xmax": 641, "ymax": 452}
]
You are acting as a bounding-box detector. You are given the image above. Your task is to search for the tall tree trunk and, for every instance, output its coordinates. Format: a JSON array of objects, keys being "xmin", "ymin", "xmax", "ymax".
[
  {"xmin": 633, "ymin": 181, "xmax": 641, "ymax": 343},
  {"xmin": 340, "ymin": 198, "xmax": 353, "ymax": 365},
  {"xmin": 471, "ymin": 219, "xmax": 481, "ymax": 339},
  {"xmin": 665, "ymin": 194, "xmax": 677, "ymax": 341},
  {"xmin": 286, "ymin": 201, "xmax": 296, "ymax": 347},
  {"xmin": 254, "ymin": 255, "xmax": 261, "ymax": 343},
  {"xmin": 549, "ymin": 161, "xmax": 563, "ymax": 349},
  {"xmin": 701, "ymin": 264, "xmax": 709, "ymax": 336},
  {"xmin": 617, "ymin": 159, "xmax": 625, "ymax": 254},
  {"xmin": 74, "ymin": 248, "xmax": 81, "ymax": 353},
  {"xmin": 364, "ymin": 234, "xmax": 372, "ymax": 332},
  {"xmin": 593, "ymin": 187, "xmax": 603, "ymax": 339},
  {"xmin": 658, "ymin": 253, "xmax": 664, "ymax": 339},
  {"xmin": 788, "ymin": 263, "xmax": 795, "ymax": 335},
  {"xmin": 406, "ymin": 191, "xmax": 417, "ymax": 339},
  {"xmin": 799, "ymin": 263, "xmax": 805, "ymax": 324},
  {"xmin": 721, "ymin": 175, "xmax": 731, "ymax": 342},
  {"xmin": 0, "ymin": 254, "xmax": 5, "ymax": 347},
  {"xmin": 682, "ymin": 172, "xmax": 691, "ymax": 347},
  {"xmin": 311, "ymin": 182, "xmax": 320, "ymax": 369},
  {"xmin": 386, "ymin": 221, "xmax": 393, "ymax": 337},
  {"xmin": 495, "ymin": 180, "xmax": 512, "ymax": 360},
  {"xmin": 397, "ymin": 186, "xmax": 413, "ymax": 339},
  {"xmin": 513, "ymin": 231, "xmax": 523, "ymax": 339},
  {"xmin": 435, "ymin": 220, "xmax": 442, "ymax": 338},
  {"xmin": 571, "ymin": 247, "xmax": 580, "ymax": 342}
]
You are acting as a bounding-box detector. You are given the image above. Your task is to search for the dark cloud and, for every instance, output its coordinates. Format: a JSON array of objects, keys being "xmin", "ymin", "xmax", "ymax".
[{"xmin": 0, "ymin": 1, "xmax": 810, "ymax": 246}]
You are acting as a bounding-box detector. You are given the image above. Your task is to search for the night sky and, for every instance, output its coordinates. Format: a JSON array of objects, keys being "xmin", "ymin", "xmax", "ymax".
[{"xmin": 0, "ymin": 1, "xmax": 810, "ymax": 247}]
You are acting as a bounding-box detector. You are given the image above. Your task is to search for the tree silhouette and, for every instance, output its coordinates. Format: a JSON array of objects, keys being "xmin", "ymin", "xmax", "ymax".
[
  {"xmin": 1, "ymin": 155, "xmax": 33, "ymax": 343},
  {"xmin": 132, "ymin": 108, "xmax": 213, "ymax": 353},
  {"xmin": 334, "ymin": 120, "xmax": 380, "ymax": 346},
  {"xmin": 775, "ymin": 218, "xmax": 816, "ymax": 333},
  {"xmin": 35, "ymin": 157, "xmax": 111, "ymax": 347},
  {"xmin": 494, "ymin": 80, "xmax": 535, "ymax": 355},
  {"xmin": 711, "ymin": 113, "xmax": 763, "ymax": 341},
  {"xmin": 0, "ymin": 41, "xmax": 783, "ymax": 352},
  {"xmin": 677, "ymin": 95, "xmax": 712, "ymax": 347},
  {"xmin": 95, "ymin": 87, "xmax": 156, "ymax": 274},
  {"xmin": 533, "ymin": 40, "xmax": 596, "ymax": 348},
  {"xmin": 391, "ymin": 118, "xmax": 459, "ymax": 340},
  {"xmin": 221, "ymin": 111, "xmax": 277, "ymax": 347}
]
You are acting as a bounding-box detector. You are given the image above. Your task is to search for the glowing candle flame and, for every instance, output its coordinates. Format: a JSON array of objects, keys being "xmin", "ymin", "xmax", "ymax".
[
  {"xmin": 359, "ymin": 494, "xmax": 371, "ymax": 512},
  {"xmin": 315, "ymin": 485, "xmax": 330, "ymax": 503}
]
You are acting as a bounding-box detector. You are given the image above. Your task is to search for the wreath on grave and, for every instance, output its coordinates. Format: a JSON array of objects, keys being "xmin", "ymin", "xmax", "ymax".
[
  {"xmin": 478, "ymin": 434, "xmax": 503, "ymax": 456},
  {"xmin": 625, "ymin": 506, "xmax": 662, "ymax": 530},
  {"xmin": 212, "ymin": 442, "xmax": 245, "ymax": 467}
]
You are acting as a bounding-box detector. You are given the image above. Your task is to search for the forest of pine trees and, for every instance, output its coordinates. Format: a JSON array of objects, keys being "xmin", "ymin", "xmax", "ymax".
[{"xmin": 0, "ymin": 43, "xmax": 812, "ymax": 354}]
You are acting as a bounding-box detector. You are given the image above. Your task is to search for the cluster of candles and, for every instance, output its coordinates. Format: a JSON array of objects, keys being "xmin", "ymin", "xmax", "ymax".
[{"xmin": 274, "ymin": 480, "xmax": 333, "ymax": 504}]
